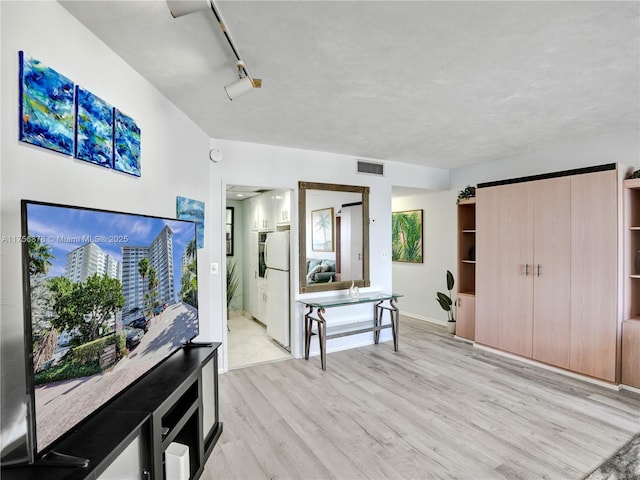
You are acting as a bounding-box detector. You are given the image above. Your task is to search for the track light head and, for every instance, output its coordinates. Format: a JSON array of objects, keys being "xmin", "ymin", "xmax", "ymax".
[
  {"xmin": 224, "ymin": 62, "xmax": 261, "ymax": 100},
  {"xmin": 224, "ymin": 76, "xmax": 254, "ymax": 100}
]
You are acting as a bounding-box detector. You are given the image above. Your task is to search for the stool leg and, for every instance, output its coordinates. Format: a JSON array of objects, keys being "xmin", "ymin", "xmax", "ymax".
[
  {"xmin": 374, "ymin": 303, "xmax": 381, "ymax": 344},
  {"xmin": 318, "ymin": 308, "xmax": 326, "ymax": 370},
  {"xmin": 304, "ymin": 305, "xmax": 313, "ymax": 360},
  {"xmin": 304, "ymin": 318, "xmax": 311, "ymax": 360},
  {"xmin": 391, "ymin": 299, "xmax": 399, "ymax": 352}
]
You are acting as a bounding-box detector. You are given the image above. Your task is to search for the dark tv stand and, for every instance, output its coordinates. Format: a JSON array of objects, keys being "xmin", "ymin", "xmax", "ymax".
[
  {"xmin": 184, "ymin": 341, "xmax": 214, "ymax": 349},
  {"xmin": 1, "ymin": 343, "xmax": 222, "ymax": 480},
  {"xmin": 40, "ymin": 451, "xmax": 89, "ymax": 468}
]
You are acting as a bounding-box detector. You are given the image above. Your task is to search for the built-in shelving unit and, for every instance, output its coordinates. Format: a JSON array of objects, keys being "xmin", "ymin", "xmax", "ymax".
[
  {"xmin": 456, "ymin": 198, "xmax": 476, "ymax": 340},
  {"xmin": 622, "ymin": 178, "xmax": 640, "ymax": 387}
]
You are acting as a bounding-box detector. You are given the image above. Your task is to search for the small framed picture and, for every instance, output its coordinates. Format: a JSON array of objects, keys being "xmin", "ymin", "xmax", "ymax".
[{"xmin": 311, "ymin": 207, "xmax": 334, "ymax": 252}]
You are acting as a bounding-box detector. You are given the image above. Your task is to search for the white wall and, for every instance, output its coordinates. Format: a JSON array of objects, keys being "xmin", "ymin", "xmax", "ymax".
[
  {"xmin": 209, "ymin": 138, "xmax": 450, "ymax": 361},
  {"xmin": 392, "ymin": 190, "xmax": 457, "ymax": 324},
  {"xmin": 0, "ymin": 1, "xmax": 215, "ymax": 461},
  {"xmin": 451, "ymin": 130, "xmax": 639, "ymax": 189}
]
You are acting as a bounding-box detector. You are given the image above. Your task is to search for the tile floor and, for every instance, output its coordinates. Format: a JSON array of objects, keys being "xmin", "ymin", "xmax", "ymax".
[{"xmin": 227, "ymin": 312, "xmax": 291, "ymax": 370}]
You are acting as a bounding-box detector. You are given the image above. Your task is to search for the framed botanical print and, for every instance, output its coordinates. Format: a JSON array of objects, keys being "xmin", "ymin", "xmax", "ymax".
[
  {"xmin": 311, "ymin": 207, "xmax": 334, "ymax": 252},
  {"xmin": 392, "ymin": 209, "xmax": 423, "ymax": 263}
]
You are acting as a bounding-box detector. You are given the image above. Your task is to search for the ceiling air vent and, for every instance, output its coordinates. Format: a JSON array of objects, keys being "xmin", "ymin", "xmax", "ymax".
[{"xmin": 356, "ymin": 160, "xmax": 384, "ymax": 176}]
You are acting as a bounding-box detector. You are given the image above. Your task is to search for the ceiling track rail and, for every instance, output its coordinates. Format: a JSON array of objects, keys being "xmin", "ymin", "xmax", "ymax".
[{"xmin": 207, "ymin": 0, "xmax": 261, "ymax": 88}]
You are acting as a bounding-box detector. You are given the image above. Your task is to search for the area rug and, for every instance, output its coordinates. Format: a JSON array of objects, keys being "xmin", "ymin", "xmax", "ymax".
[{"xmin": 584, "ymin": 433, "xmax": 640, "ymax": 479}]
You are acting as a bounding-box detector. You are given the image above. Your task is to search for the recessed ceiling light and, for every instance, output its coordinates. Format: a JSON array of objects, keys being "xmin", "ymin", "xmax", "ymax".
[{"xmin": 236, "ymin": 193, "xmax": 244, "ymax": 197}]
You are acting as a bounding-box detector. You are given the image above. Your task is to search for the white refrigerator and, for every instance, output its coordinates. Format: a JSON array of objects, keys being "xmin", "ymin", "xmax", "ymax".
[{"xmin": 264, "ymin": 231, "xmax": 290, "ymax": 348}]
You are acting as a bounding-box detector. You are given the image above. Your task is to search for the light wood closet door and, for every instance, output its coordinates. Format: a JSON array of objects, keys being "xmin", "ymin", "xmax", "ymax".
[
  {"xmin": 532, "ymin": 177, "xmax": 572, "ymax": 368},
  {"xmin": 622, "ymin": 320, "xmax": 640, "ymax": 387},
  {"xmin": 570, "ymin": 170, "xmax": 617, "ymax": 381},
  {"xmin": 476, "ymin": 183, "xmax": 534, "ymax": 357},
  {"xmin": 456, "ymin": 293, "xmax": 475, "ymax": 340}
]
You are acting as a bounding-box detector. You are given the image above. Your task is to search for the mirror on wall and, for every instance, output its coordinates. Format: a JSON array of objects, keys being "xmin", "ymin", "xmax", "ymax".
[{"xmin": 298, "ymin": 181, "xmax": 370, "ymax": 294}]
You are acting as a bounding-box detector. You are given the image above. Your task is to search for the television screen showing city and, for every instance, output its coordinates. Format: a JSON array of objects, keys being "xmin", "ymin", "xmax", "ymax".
[{"xmin": 21, "ymin": 200, "xmax": 199, "ymax": 453}]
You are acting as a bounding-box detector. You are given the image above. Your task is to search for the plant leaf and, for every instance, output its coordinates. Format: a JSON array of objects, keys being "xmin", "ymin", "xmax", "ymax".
[
  {"xmin": 446, "ymin": 270, "xmax": 454, "ymax": 291},
  {"xmin": 436, "ymin": 292, "xmax": 452, "ymax": 311}
]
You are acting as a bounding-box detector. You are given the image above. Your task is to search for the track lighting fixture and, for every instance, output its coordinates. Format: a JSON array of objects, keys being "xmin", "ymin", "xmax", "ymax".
[
  {"xmin": 224, "ymin": 61, "xmax": 260, "ymax": 100},
  {"xmin": 166, "ymin": 0, "xmax": 262, "ymax": 100}
]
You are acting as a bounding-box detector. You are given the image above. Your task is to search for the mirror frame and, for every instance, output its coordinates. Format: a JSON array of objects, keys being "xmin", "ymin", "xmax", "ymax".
[{"xmin": 298, "ymin": 181, "xmax": 370, "ymax": 294}]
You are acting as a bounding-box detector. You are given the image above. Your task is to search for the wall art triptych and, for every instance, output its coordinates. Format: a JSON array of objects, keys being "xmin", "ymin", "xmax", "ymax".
[
  {"xmin": 75, "ymin": 86, "xmax": 114, "ymax": 167},
  {"xmin": 18, "ymin": 51, "xmax": 75, "ymax": 155},
  {"xmin": 18, "ymin": 51, "xmax": 141, "ymax": 177}
]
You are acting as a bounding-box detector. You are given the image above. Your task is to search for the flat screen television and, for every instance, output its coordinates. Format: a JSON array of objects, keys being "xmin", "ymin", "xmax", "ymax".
[{"xmin": 20, "ymin": 199, "xmax": 200, "ymax": 464}]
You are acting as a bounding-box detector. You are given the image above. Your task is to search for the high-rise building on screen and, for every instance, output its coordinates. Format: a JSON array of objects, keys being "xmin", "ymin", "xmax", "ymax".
[
  {"xmin": 121, "ymin": 225, "xmax": 174, "ymax": 315},
  {"xmin": 65, "ymin": 242, "xmax": 120, "ymax": 283}
]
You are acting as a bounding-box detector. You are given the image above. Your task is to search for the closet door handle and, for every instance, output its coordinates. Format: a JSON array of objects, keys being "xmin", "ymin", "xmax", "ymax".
[
  {"xmin": 537, "ymin": 264, "xmax": 541, "ymax": 277},
  {"xmin": 525, "ymin": 263, "xmax": 530, "ymax": 276}
]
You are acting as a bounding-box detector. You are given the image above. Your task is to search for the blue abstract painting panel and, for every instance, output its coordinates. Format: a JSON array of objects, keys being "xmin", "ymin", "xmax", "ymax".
[
  {"xmin": 113, "ymin": 108, "xmax": 141, "ymax": 177},
  {"xmin": 75, "ymin": 86, "xmax": 113, "ymax": 168},
  {"xmin": 19, "ymin": 51, "xmax": 75, "ymax": 155},
  {"xmin": 176, "ymin": 196, "xmax": 205, "ymax": 249}
]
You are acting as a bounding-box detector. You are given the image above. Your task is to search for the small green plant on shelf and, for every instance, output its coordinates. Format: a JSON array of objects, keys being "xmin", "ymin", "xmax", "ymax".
[
  {"xmin": 457, "ymin": 185, "xmax": 476, "ymax": 204},
  {"xmin": 628, "ymin": 170, "xmax": 640, "ymax": 179}
]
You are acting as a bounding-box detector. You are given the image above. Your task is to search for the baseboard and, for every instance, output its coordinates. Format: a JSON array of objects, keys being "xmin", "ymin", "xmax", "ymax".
[
  {"xmin": 453, "ymin": 335, "xmax": 473, "ymax": 344},
  {"xmin": 401, "ymin": 312, "xmax": 447, "ymax": 327},
  {"xmin": 621, "ymin": 384, "xmax": 640, "ymax": 395}
]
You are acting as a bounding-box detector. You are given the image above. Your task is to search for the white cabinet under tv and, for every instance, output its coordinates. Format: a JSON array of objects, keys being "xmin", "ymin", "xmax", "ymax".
[{"xmin": 2, "ymin": 344, "xmax": 222, "ymax": 480}]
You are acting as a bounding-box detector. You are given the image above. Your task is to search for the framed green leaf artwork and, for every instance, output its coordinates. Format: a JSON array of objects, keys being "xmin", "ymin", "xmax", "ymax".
[{"xmin": 392, "ymin": 209, "xmax": 423, "ymax": 263}]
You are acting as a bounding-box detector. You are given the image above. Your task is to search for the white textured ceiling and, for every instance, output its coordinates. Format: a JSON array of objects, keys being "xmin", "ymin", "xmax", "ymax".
[{"xmin": 60, "ymin": 0, "xmax": 639, "ymax": 170}]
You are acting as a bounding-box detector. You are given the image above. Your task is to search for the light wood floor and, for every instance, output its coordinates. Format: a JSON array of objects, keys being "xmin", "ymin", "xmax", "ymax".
[{"xmin": 203, "ymin": 317, "xmax": 640, "ymax": 480}]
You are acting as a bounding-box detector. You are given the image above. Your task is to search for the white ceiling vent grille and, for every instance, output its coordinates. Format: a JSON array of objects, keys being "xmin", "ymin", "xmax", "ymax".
[{"xmin": 356, "ymin": 160, "xmax": 384, "ymax": 176}]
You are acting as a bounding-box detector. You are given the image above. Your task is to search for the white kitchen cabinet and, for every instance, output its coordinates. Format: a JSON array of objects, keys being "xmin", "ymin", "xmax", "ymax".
[
  {"xmin": 256, "ymin": 281, "xmax": 268, "ymax": 324},
  {"xmin": 273, "ymin": 189, "xmax": 291, "ymax": 226},
  {"xmin": 250, "ymin": 194, "xmax": 277, "ymax": 231},
  {"xmin": 248, "ymin": 232, "xmax": 260, "ymax": 317}
]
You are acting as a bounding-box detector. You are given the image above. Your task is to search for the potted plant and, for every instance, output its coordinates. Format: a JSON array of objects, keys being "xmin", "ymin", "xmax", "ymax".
[
  {"xmin": 226, "ymin": 258, "xmax": 239, "ymax": 322},
  {"xmin": 436, "ymin": 270, "xmax": 456, "ymax": 334},
  {"xmin": 457, "ymin": 185, "xmax": 476, "ymax": 204}
]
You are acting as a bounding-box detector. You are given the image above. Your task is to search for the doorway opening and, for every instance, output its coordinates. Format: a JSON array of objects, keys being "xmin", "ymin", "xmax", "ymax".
[{"xmin": 226, "ymin": 185, "xmax": 292, "ymax": 370}]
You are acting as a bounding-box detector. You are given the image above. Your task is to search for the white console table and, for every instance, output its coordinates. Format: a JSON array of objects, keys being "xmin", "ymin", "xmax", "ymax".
[{"xmin": 299, "ymin": 293, "xmax": 402, "ymax": 370}]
